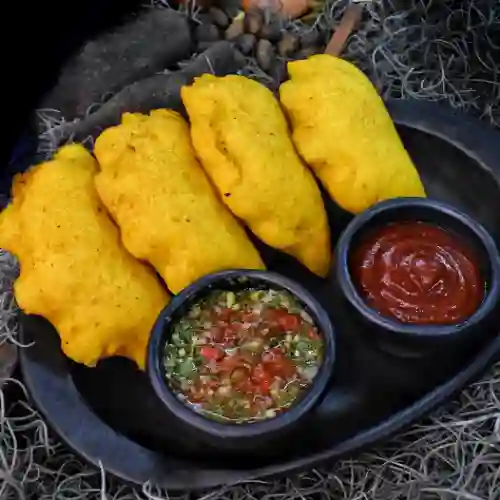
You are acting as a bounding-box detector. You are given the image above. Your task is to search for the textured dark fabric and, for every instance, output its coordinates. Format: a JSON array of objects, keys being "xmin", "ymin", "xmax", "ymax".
[
  {"xmin": 41, "ymin": 8, "xmax": 192, "ymax": 120},
  {"xmin": 58, "ymin": 41, "xmax": 245, "ymax": 143}
]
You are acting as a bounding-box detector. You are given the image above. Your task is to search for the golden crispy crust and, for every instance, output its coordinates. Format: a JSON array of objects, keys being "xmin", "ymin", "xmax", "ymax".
[
  {"xmin": 93, "ymin": 109, "xmax": 264, "ymax": 294},
  {"xmin": 280, "ymin": 55, "xmax": 426, "ymax": 214},
  {"xmin": 0, "ymin": 144, "xmax": 169, "ymax": 368},
  {"xmin": 181, "ymin": 75, "xmax": 331, "ymax": 277}
]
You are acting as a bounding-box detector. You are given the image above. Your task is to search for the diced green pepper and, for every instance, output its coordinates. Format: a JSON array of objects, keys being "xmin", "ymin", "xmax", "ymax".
[
  {"xmin": 178, "ymin": 359, "xmax": 196, "ymax": 378},
  {"xmin": 276, "ymin": 384, "xmax": 300, "ymax": 407},
  {"xmin": 164, "ymin": 357, "xmax": 176, "ymax": 369}
]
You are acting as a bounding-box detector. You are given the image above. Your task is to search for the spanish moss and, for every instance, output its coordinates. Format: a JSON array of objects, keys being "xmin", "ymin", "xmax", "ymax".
[{"xmin": 2, "ymin": 0, "xmax": 500, "ymax": 498}]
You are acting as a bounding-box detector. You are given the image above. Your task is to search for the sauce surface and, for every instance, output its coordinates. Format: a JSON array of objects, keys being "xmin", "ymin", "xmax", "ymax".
[
  {"xmin": 163, "ymin": 289, "xmax": 324, "ymax": 423},
  {"xmin": 351, "ymin": 221, "xmax": 484, "ymax": 325}
]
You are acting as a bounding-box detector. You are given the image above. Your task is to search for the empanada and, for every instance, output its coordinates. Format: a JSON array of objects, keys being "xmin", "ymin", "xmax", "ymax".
[
  {"xmin": 182, "ymin": 74, "xmax": 331, "ymax": 277},
  {"xmin": 93, "ymin": 110, "xmax": 265, "ymax": 293},
  {"xmin": 0, "ymin": 144, "xmax": 169, "ymax": 368}
]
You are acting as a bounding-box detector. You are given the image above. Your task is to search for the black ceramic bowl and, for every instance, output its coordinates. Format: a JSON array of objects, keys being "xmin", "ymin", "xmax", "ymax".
[
  {"xmin": 335, "ymin": 198, "xmax": 500, "ymax": 358},
  {"xmin": 147, "ymin": 269, "xmax": 336, "ymax": 456}
]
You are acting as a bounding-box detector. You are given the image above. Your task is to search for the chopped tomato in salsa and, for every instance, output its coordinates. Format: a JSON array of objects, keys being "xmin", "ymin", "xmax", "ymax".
[{"xmin": 163, "ymin": 289, "xmax": 324, "ymax": 423}]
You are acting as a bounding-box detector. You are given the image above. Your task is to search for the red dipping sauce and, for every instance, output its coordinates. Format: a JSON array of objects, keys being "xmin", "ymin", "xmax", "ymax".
[{"xmin": 351, "ymin": 221, "xmax": 484, "ymax": 325}]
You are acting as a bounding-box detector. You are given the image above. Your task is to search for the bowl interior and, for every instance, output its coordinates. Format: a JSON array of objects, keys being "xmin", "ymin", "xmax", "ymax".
[
  {"xmin": 345, "ymin": 202, "xmax": 494, "ymax": 306},
  {"xmin": 337, "ymin": 199, "xmax": 500, "ymax": 345},
  {"xmin": 147, "ymin": 270, "xmax": 336, "ymax": 438}
]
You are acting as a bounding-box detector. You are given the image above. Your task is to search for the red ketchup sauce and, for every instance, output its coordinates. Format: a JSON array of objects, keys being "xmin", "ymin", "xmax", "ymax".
[{"xmin": 350, "ymin": 221, "xmax": 484, "ymax": 325}]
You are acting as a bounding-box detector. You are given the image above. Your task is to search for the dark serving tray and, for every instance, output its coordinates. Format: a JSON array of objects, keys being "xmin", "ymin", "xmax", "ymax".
[{"xmin": 12, "ymin": 99, "xmax": 500, "ymax": 491}]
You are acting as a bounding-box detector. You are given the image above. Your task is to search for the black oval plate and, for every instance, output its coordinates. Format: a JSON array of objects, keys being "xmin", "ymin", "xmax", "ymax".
[{"xmin": 18, "ymin": 100, "xmax": 500, "ymax": 491}]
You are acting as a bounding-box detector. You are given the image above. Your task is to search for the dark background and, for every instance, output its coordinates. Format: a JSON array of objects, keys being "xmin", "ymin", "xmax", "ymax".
[{"xmin": 1, "ymin": 0, "xmax": 141, "ymax": 166}]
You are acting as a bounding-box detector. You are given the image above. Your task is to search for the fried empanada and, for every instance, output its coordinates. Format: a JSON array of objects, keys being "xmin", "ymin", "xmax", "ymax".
[
  {"xmin": 93, "ymin": 110, "xmax": 264, "ymax": 294},
  {"xmin": 181, "ymin": 74, "xmax": 331, "ymax": 277},
  {"xmin": 279, "ymin": 55, "xmax": 425, "ymax": 214},
  {"xmin": 0, "ymin": 144, "xmax": 169, "ymax": 368}
]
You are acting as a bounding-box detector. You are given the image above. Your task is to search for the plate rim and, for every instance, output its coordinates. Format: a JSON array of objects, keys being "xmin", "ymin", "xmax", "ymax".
[{"xmin": 18, "ymin": 98, "xmax": 500, "ymax": 491}]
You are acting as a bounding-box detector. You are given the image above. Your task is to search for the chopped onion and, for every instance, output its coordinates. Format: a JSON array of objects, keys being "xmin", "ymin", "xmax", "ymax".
[
  {"xmin": 207, "ymin": 359, "xmax": 218, "ymax": 372},
  {"xmin": 226, "ymin": 291, "xmax": 236, "ymax": 308},
  {"xmin": 192, "ymin": 336, "xmax": 204, "ymax": 345},
  {"xmin": 217, "ymin": 386, "xmax": 231, "ymax": 397},
  {"xmin": 241, "ymin": 337, "xmax": 264, "ymax": 353},
  {"xmin": 301, "ymin": 366, "xmax": 319, "ymax": 381},
  {"xmin": 230, "ymin": 367, "xmax": 249, "ymax": 382},
  {"xmin": 300, "ymin": 310, "xmax": 313, "ymax": 324},
  {"xmin": 305, "ymin": 350, "xmax": 316, "ymax": 360}
]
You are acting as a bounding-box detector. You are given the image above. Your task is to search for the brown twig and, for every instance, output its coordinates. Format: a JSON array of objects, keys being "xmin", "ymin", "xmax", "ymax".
[{"xmin": 324, "ymin": 3, "xmax": 364, "ymax": 57}]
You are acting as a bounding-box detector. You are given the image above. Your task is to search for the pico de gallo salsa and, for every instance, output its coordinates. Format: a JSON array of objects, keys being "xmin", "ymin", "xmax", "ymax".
[{"xmin": 163, "ymin": 288, "xmax": 324, "ymax": 423}]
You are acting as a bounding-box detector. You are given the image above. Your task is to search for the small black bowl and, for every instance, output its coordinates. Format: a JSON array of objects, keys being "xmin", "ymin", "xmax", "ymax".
[
  {"xmin": 146, "ymin": 269, "xmax": 336, "ymax": 457},
  {"xmin": 335, "ymin": 198, "xmax": 500, "ymax": 358}
]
